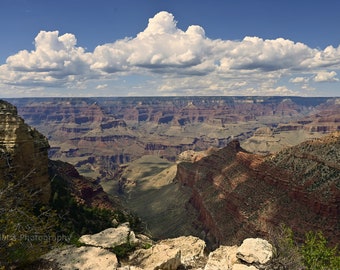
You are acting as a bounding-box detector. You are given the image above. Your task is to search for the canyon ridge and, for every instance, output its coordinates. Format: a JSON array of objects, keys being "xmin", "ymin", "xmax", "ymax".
[{"xmin": 5, "ymin": 96, "xmax": 340, "ymax": 247}]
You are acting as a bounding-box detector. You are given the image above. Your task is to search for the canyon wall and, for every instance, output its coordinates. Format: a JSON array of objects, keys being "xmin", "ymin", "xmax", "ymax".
[
  {"xmin": 0, "ymin": 100, "xmax": 50, "ymax": 203},
  {"xmin": 7, "ymin": 96, "xmax": 340, "ymax": 182},
  {"xmin": 175, "ymin": 133, "xmax": 340, "ymax": 246}
]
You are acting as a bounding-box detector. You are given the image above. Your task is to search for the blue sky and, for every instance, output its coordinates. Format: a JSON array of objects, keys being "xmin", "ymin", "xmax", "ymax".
[{"xmin": 1, "ymin": 0, "xmax": 340, "ymax": 97}]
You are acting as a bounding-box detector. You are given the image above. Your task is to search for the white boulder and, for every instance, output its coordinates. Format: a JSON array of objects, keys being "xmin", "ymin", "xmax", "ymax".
[
  {"xmin": 79, "ymin": 222, "xmax": 136, "ymax": 248},
  {"xmin": 236, "ymin": 238, "xmax": 273, "ymax": 264}
]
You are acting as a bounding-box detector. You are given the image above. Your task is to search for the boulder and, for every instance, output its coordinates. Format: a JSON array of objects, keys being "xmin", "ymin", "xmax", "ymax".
[
  {"xmin": 232, "ymin": 264, "xmax": 258, "ymax": 270},
  {"xmin": 204, "ymin": 245, "xmax": 238, "ymax": 270},
  {"xmin": 159, "ymin": 235, "xmax": 206, "ymax": 266},
  {"xmin": 79, "ymin": 222, "xmax": 136, "ymax": 248},
  {"xmin": 236, "ymin": 238, "xmax": 273, "ymax": 264},
  {"xmin": 42, "ymin": 245, "xmax": 118, "ymax": 270},
  {"xmin": 129, "ymin": 243, "xmax": 181, "ymax": 270}
]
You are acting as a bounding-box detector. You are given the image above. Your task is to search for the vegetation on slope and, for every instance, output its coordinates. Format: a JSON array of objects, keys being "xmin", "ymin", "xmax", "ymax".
[{"xmin": 0, "ymin": 159, "xmax": 141, "ymax": 269}]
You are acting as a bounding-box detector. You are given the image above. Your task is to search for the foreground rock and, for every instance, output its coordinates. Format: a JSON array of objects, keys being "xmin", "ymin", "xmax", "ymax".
[
  {"xmin": 42, "ymin": 246, "xmax": 118, "ymax": 270},
  {"xmin": 129, "ymin": 244, "xmax": 181, "ymax": 270},
  {"xmin": 204, "ymin": 245, "xmax": 238, "ymax": 270},
  {"xmin": 41, "ymin": 222, "xmax": 278, "ymax": 270},
  {"xmin": 159, "ymin": 236, "xmax": 206, "ymax": 268},
  {"xmin": 237, "ymin": 238, "xmax": 273, "ymax": 264},
  {"xmin": 79, "ymin": 222, "xmax": 137, "ymax": 248}
]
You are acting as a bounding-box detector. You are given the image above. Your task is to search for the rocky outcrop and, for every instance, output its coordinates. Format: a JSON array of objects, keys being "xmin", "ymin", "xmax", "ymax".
[
  {"xmin": 0, "ymin": 100, "xmax": 50, "ymax": 203},
  {"xmin": 41, "ymin": 223, "xmax": 276, "ymax": 270},
  {"xmin": 175, "ymin": 133, "xmax": 340, "ymax": 246},
  {"xmin": 79, "ymin": 223, "xmax": 137, "ymax": 248}
]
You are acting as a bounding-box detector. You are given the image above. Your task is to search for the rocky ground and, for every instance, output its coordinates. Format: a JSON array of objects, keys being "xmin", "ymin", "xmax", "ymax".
[{"xmin": 38, "ymin": 223, "xmax": 277, "ymax": 270}]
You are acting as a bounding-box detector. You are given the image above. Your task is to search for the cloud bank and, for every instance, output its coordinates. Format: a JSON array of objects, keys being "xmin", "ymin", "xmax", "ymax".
[{"xmin": 1, "ymin": 11, "xmax": 340, "ymax": 97}]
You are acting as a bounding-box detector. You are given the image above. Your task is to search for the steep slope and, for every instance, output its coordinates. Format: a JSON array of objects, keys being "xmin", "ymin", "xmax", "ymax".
[
  {"xmin": 101, "ymin": 155, "xmax": 201, "ymax": 239},
  {"xmin": 175, "ymin": 133, "xmax": 340, "ymax": 247},
  {"xmin": 0, "ymin": 100, "xmax": 50, "ymax": 203}
]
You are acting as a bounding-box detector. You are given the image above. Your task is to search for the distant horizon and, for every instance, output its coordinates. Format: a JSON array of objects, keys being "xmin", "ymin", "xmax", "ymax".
[
  {"xmin": 3, "ymin": 95, "xmax": 339, "ymax": 99},
  {"xmin": 1, "ymin": 1, "xmax": 340, "ymax": 97}
]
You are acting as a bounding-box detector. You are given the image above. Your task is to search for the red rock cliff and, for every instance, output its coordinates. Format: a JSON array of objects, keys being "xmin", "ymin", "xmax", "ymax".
[{"xmin": 175, "ymin": 133, "xmax": 340, "ymax": 246}]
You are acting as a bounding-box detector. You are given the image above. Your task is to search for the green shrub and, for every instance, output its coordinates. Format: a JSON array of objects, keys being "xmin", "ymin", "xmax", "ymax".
[
  {"xmin": 269, "ymin": 225, "xmax": 339, "ymax": 270},
  {"xmin": 301, "ymin": 231, "xmax": 340, "ymax": 270},
  {"xmin": 268, "ymin": 224, "xmax": 304, "ymax": 270},
  {"xmin": 0, "ymin": 180, "xmax": 59, "ymax": 268}
]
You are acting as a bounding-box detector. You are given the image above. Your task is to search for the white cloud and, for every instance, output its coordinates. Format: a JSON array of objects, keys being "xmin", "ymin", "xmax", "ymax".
[
  {"xmin": 289, "ymin": 76, "xmax": 309, "ymax": 83},
  {"xmin": 0, "ymin": 11, "xmax": 340, "ymax": 97},
  {"xmin": 96, "ymin": 84, "xmax": 108, "ymax": 90},
  {"xmin": 6, "ymin": 31, "xmax": 91, "ymax": 75},
  {"xmin": 313, "ymin": 71, "xmax": 339, "ymax": 82}
]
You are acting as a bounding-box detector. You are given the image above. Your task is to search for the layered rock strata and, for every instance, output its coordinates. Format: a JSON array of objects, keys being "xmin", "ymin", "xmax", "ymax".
[
  {"xmin": 0, "ymin": 100, "xmax": 50, "ymax": 203},
  {"xmin": 175, "ymin": 133, "xmax": 340, "ymax": 246},
  {"xmin": 8, "ymin": 96, "xmax": 339, "ymax": 182}
]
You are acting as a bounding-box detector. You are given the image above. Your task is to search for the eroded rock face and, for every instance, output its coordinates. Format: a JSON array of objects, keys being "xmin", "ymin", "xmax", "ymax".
[
  {"xmin": 0, "ymin": 100, "xmax": 50, "ymax": 203},
  {"xmin": 175, "ymin": 132, "xmax": 340, "ymax": 247},
  {"xmin": 9, "ymin": 96, "xmax": 339, "ymax": 183}
]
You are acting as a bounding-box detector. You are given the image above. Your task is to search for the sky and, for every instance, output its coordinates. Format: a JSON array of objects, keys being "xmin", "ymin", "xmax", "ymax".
[{"xmin": 0, "ymin": 0, "xmax": 340, "ymax": 98}]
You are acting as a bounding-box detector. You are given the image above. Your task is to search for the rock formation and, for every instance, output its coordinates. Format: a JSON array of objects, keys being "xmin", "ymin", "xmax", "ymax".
[
  {"xmin": 7, "ymin": 96, "xmax": 339, "ymax": 182},
  {"xmin": 79, "ymin": 223, "xmax": 137, "ymax": 248},
  {"xmin": 0, "ymin": 99, "xmax": 50, "ymax": 203},
  {"xmin": 48, "ymin": 159, "xmax": 119, "ymax": 210},
  {"xmin": 175, "ymin": 132, "xmax": 340, "ymax": 247},
  {"xmin": 41, "ymin": 223, "xmax": 275, "ymax": 270}
]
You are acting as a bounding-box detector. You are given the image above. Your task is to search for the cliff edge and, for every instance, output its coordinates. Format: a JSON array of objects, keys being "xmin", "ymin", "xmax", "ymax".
[{"xmin": 0, "ymin": 100, "xmax": 50, "ymax": 203}]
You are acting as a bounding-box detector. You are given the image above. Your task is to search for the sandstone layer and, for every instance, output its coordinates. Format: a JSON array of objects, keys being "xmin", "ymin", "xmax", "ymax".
[{"xmin": 0, "ymin": 100, "xmax": 50, "ymax": 203}]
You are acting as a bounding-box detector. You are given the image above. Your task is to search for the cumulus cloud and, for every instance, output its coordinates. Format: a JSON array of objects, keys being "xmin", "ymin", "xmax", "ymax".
[
  {"xmin": 1, "ymin": 11, "xmax": 340, "ymax": 96},
  {"xmin": 92, "ymin": 11, "xmax": 209, "ymax": 73},
  {"xmin": 6, "ymin": 31, "xmax": 91, "ymax": 75},
  {"xmin": 313, "ymin": 71, "xmax": 339, "ymax": 82}
]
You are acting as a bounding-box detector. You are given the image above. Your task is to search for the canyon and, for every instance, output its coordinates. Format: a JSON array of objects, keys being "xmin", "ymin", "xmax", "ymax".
[
  {"xmin": 7, "ymin": 96, "xmax": 340, "ymax": 182},
  {"xmin": 3, "ymin": 97, "xmax": 340, "ymax": 249}
]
